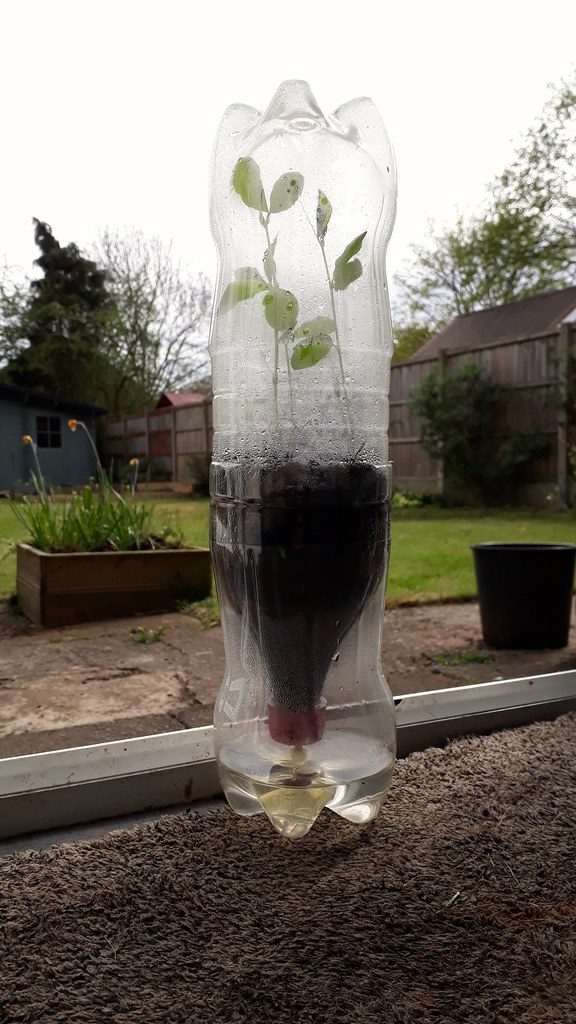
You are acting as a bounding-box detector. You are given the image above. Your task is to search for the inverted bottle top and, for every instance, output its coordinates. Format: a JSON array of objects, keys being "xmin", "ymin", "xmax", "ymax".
[{"xmin": 209, "ymin": 81, "xmax": 397, "ymax": 465}]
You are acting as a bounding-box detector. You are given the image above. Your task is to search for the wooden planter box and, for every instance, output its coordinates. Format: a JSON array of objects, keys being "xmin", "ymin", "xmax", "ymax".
[{"xmin": 17, "ymin": 543, "xmax": 212, "ymax": 627}]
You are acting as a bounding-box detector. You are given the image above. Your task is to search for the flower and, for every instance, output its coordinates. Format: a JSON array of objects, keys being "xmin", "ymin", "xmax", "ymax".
[
  {"xmin": 68, "ymin": 419, "xmax": 78, "ymax": 432},
  {"xmin": 22, "ymin": 435, "xmax": 33, "ymax": 445},
  {"xmin": 129, "ymin": 458, "xmax": 139, "ymax": 467}
]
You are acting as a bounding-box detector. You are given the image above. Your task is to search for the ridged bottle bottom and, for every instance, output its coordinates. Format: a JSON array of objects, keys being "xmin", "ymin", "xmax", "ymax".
[{"xmin": 218, "ymin": 732, "xmax": 395, "ymax": 840}]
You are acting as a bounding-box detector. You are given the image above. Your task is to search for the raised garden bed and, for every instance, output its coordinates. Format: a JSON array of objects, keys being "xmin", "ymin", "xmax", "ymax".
[{"xmin": 17, "ymin": 543, "xmax": 211, "ymax": 627}]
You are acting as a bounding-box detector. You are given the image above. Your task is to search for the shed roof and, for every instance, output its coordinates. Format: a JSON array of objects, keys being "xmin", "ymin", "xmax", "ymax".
[
  {"xmin": 408, "ymin": 286, "xmax": 576, "ymax": 362},
  {"xmin": 156, "ymin": 390, "xmax": 206, "ymax": 408},
  {"xmin": 0, "ymin": 381, "xmax": 107, "ymax": 416}
]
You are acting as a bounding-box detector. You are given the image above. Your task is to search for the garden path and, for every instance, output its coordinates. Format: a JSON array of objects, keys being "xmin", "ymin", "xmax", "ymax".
[{"xmin": 0, "ymin": 601, "xmax": 573, "ymax": 757}]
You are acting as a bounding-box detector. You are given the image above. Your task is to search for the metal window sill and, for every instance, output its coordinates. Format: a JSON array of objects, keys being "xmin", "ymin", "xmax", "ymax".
[{"xmin": 1, "ymin": 669, "xmax": 575, "ymax": 846}]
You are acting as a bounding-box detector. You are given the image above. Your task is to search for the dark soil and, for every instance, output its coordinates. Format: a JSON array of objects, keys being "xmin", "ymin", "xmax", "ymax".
[{"xmin": 211, "ymin": 461, "xmax": 389, "ymax": 726}]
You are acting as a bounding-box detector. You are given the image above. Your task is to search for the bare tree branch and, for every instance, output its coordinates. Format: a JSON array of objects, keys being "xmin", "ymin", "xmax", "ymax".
[{"xmin": 93, "ymin": 229, "xmax": 212, "ymax": 413}]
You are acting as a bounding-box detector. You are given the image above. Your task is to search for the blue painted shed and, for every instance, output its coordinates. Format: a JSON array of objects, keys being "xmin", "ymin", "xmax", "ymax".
[{"xmin": 0, "ymin": 383, "xmax": 107, "ymax": 492}]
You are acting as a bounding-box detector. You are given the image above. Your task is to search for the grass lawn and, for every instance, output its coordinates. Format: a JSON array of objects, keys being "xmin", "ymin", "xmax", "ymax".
[
  {"xmin": 0, "ymin": 499, "xmax": 573, "ymax": 606},
  {"xmin": 389, "ymin": 507, "xmax": 575, "ymax": 604}
]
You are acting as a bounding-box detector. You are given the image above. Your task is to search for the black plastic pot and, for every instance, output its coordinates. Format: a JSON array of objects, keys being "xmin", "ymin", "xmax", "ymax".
[{"xmin": 471, "ymin": 543, "xmax": 576, "ymax": 649}]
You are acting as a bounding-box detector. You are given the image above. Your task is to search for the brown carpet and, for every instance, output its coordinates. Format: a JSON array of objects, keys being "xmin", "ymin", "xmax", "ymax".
[{"xmin": 1, "ymin": 715, "xmax": 576, "ymax": 1024}]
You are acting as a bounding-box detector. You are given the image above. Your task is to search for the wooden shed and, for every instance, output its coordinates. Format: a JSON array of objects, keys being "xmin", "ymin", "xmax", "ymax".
[{"xmin": 0, "ymin": 382, "xmax": 106, "ymax": 493}]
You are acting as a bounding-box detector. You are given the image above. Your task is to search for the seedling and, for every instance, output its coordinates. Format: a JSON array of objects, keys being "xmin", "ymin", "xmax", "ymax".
[
  {"xmin": 219, "ymin": 156, "xmax": 366, "ymax": 430},
  {"xmin": 131, "ymin": 626, "xmax": 165, "ymax": 645}
]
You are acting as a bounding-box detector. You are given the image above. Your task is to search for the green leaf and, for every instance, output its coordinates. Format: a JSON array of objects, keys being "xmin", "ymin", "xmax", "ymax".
[
  {"xmin": 232, "ymin": 157, "xmax": 268, "ymax": 212},
  {"xmin": 263, "ymin": 237, "xmax": 277, "ymax": 284},
  {"xmin": 333, "ymin": 231, "xmax": 367, "ymax": 291},
  {"xmin": 262, "ymin": 288, "xmax": 298, "ymax": 332},
  {"xmin": 219, "ymin": 267, "xmax": 268, "ymax": 313},
  {"xmin": 293, "ymin": 316, "xmax": 335, "ymax": 341},
  {"xmin": 269, "ymin": 172, "xmax": 304, "ymax": 213},
  {"xmin": 291, "ymin": 334, "xmax": 333, "ymax": 370},
  {"xmin": 316, "ymin": 190, "xmax": 332, "ymax": 239}
]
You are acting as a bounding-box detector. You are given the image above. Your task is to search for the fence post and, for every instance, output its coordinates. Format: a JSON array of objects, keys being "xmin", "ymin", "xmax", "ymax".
[
  {"xmin": 436, "ymin": 349, "xmax": 447, "ymax": 495},
  {"xmin": 202, "ymin": 399, "xmax": 211, "ymax": 476},
  {"xmin": 144, "ymin": 411, "xmax": 150, "ymax": 462},
  {"xmin": 557, "ymin": 323, "xmax": 570, "ymax": 505},
  {"xmin": 171, "ymin": 408, "xmax": 177, "ymax": 483}
]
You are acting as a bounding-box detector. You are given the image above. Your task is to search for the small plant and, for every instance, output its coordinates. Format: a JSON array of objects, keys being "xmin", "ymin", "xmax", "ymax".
[
  {"xmin": 410, "ymin": 364, "xmax": 547, "ymax": 503},
  {"xmin": 218, "ymin": 157, "xmax": 366, "ymax": 431},
  {"xmin": 391, "ymin": 490, "xmax": 442, "ymax": 509},
  {"xmin": 434, "ymin": 651, "xmax": 494, "ymax": 666},
  {"xmin": 118, "ymin": 456, "xmax": 170, "ymax": 486},
  {"xmin": 187, "ymin": 454, "xmax": 210, "ymax": 496},
  {"xmin": 12, "ymin": 424, "xmax": 179, "ymax": 554},
  {"xmin": 131, "ymin": 625, "xmax": 165, "ymax": 644},
  {"xmin": 178, "ymin": 595, "xmax": 220, "ymax": 629}
]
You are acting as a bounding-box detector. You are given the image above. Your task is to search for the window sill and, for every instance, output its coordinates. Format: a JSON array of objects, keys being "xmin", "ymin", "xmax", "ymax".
[{"xmin": 1, "ymin": 669, "xmax": 575, "ymax": 841}]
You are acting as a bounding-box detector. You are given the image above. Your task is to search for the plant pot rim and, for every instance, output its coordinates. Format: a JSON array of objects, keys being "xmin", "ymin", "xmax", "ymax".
[
  {"xmin": 17, "ymin": 542, "xmax": 209, "ymax": 558},
  {"xmin": 471, "ymin": 542, "xmax": 576, "ymax": 553}
]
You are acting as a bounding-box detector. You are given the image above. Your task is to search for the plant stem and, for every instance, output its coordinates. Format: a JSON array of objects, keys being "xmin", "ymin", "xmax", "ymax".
[
  {"xmin": 299, "ymin": 199, "xmax": 354, "ymax": 444},
  {"xmin": 319, "ymin": 240, "xmax": 353, "ymax": 438},
  {"xmin": 284, "ymin": 339, "xmax": 296, "ymax": 425},
  {"xmin": 263, "ymin": 217, "xmax": 280, "ymax": 432},
  {"xmin": 74, "ymin": 420, "xmax": 126, "ymax": 503},
  {"xmin": 77, "ymin": 421, "xmax": 104, "ymax": 478},
  {"xmin": 27, "ymin": 440, "xmax": 47, "ymax": 501}
]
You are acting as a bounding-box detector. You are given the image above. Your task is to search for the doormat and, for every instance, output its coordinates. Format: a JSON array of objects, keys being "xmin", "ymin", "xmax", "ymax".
[{"xmin": 1, "ymin": 714, "xmax": 575, "ymax": 1023}]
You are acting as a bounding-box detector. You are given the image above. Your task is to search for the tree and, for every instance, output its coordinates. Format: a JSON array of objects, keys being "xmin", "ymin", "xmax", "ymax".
[
  {"xmin": 0, "ymin": 267, "xmax": 28, "ymax": 367},
  {"xmin": 395, "ymin": 71, "xmax": 576, "ymax": 340},
  {"xmin": 93, "ymin": 229, "xmax": 211, "ymax": 414},
  {"xmin": 493, "ymin": 71, "xmax": 576, "ymax": 272},
  {"xmin": 186, "ymin": 372, "xmax": 213, "ymax": 397},
  {"xmin": 1, "ymin": 219, "xmax": 115, "ymax": 402},
  {"xmin": 392, "ymin": 323, "xmax": 433, "ymax": 363},
  {"xmin": 409, "ymin": 364, "xmax": 545, "ymax": 503}
]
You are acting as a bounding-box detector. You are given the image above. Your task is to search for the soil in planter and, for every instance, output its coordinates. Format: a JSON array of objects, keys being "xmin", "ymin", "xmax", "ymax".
[{"xmin": 211, "ymin": 460, "xmax": 390, "ymax": 740}]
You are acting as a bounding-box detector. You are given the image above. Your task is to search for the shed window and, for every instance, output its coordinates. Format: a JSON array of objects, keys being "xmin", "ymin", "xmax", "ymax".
[{"xmin": 36, "ymin": 415, "xmax": 62, "ymax": 448}]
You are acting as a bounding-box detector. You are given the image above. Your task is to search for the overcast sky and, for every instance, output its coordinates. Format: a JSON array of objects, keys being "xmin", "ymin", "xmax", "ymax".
[{"xmin": 1, "ymin": 0, "xmax": 575, "ymax": 294}]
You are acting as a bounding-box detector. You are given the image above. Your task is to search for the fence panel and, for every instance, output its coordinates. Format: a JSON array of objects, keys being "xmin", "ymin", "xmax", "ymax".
[
  {"xmin": 389, "ymin": 328, "xmax": 568, "ymax": 502},
  {"xmin": 102, "ymin": 399, "xmax": 212, "ymax": 485},
  {"xmin": 101, "ymin": 327, "xmax": 570, "ymax": 503}
]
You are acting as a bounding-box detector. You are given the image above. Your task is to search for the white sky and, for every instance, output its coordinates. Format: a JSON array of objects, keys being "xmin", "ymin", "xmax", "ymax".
[{"xmin": 1, "ymin": 0, "xmax": 575, "ymax": 294}]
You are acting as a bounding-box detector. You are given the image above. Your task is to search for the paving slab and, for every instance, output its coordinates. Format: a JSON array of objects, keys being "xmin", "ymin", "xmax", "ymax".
[{"xmin": 0, "ymin": 600, "xmax": 573, "ymax": 757}]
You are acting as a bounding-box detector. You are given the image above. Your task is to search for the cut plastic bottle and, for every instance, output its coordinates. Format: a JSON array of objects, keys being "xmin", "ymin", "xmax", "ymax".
[{"xmin": 209, "ymin": 81, "xmax": 397, "ymax": 838}]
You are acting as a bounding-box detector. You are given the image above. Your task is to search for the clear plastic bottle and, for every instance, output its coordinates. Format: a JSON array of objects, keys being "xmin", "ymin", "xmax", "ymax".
[{"xmin": 209, "ymin": 81, "xmax": 397, "ymax": 838}]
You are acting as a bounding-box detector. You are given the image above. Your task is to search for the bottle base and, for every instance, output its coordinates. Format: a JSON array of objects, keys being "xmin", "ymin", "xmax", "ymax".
[{"xmin": 218, "ymin": 755, "xmax": 394, "ymax": 839}]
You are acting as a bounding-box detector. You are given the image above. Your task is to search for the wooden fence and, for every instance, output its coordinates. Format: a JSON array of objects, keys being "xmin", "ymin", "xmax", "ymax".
[
  {"xmin": 103, "ymin": 399, "xmax": 212, "ymax": 484},
  {"xmin": 390, "ymin": 323, "xmax": 571, "ymax": 504},
  {"xmin": 102, "ymin": 323, "xmax": 572, "ymax": 504}
]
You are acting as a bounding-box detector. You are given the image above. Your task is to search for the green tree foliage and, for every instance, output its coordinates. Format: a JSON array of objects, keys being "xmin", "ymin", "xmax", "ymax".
[
  {"xmin": 410, "ymin": 364, "xmax": 545, "ymax": 503},
  {"xmin": 493, "ymin": 72, "xmax": 575, "ymax": 273},
  {"xmin": 395, "ymin": 72, "xmax": 576, "ymax": 337},
  {"xmin": 392, "ymin": 323, "xmax": 433, "ymax": 363},
  {"xmin": 0, "ymin": 224, "xmax": 212, "ymax": 416},
  {"xmin": 1, "ymin": 219, "xmax": 114, "ymax": 402}
]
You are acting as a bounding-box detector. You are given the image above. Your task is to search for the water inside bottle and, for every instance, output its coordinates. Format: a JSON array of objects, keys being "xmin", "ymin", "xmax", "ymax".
[
  {"xmin": 211, "ymin": 459, "xmax": 395, "ymax": 837},
  {"xmin": 219, "ymin": 729, "xmax": 395, "ymax": 839}
]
